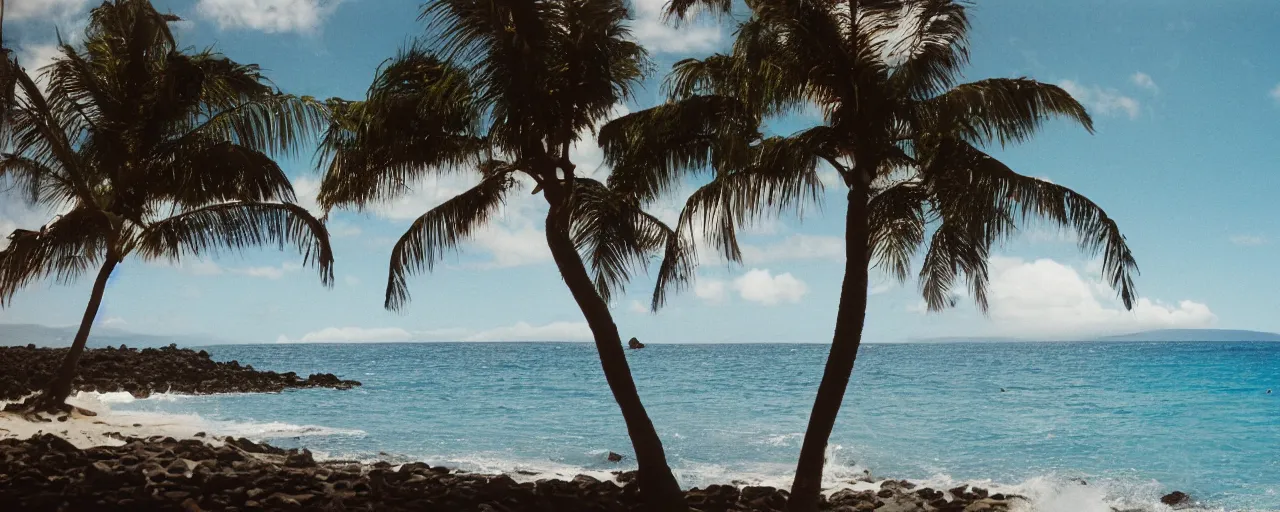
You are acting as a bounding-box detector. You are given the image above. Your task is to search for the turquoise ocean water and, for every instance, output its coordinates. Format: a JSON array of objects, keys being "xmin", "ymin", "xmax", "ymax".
[{"xmin": 88, "ymin": 342, "xmax": 1279, "ymax": 511}]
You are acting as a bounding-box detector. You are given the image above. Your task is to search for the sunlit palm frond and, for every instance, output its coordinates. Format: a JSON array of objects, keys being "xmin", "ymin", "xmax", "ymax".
[
  {"xmin": 664, "ymin": 0, "xmax": 733, "ymax": 23},
  {"xmin": 385, "ymin": 168, "xmax": 516, "ymax": 311},
  {"xmin": 136, "ymin": 202, "xmax": 335, "ymax": 286},
  {"xmin": 881, "ymin": 0, "xmax": 970, "ymax": 98},
  {"xmin": 0, "ymin": 207, "xmax": 112, "ymax": 305}
]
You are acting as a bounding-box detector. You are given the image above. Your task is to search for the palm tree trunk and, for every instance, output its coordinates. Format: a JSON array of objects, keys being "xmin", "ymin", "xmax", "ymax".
[
  {"xmin": 36, "ymin": 257, "xmax": 119, "ymax": 410},
  {"xmin": 788, "ymin": 183, "xmax": 871, "ymax": 512},
  {"xmin": 543, "ymin": 201, "xmax": 688, "ymax": 512}
]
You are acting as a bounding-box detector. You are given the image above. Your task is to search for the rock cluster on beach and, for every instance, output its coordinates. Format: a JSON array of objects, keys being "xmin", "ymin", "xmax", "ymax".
[
  {"xmin": 0, "ymin": 345, "xmax": 360, "ymax": 402},
  {"xmin": 0, "ymin": 434, "xmax": 1029, "ymax": 512}
]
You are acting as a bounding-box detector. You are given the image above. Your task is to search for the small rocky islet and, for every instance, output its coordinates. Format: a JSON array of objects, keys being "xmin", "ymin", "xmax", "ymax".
[
  {"xmin": 0, "ymin": 344, "xmax": 360, "ymax": 404},
  {"xmin": 0, "ymin": 433, "xmax": 1032, "ymax": 511}
]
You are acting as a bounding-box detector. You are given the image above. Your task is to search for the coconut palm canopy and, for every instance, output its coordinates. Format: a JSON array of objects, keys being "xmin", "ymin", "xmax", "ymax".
[
  {"xmin": 606, "ymin": 0, "xmax": 1138, "ymax": 311},
  {"xmin": 0, "ymin": 0, "xmax": 333, "ymax": 408},
  {"xmin": 316, "ymin": 0, "xmax": 693, "ymax": 313}
]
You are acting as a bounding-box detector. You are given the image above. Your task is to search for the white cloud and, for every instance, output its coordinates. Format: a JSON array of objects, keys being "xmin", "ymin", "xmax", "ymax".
[
  {"xmin": 286, "ymin": 326, "xmax": 414, "ymax": 343},
  {"xmin": 100, "ymin": 317, "xmax": 127, "ymax": 328},
  {"xmin": 235, "ymin": 266, "xmax": 286, "ymax": 279},
  {"xmin": 1130, "ymin": 72, "xmax": 1158, "ymax": 93},
  {"xmin": 733, "ymin": 269, "xmax": 808, "ymax": 305},
  {"xmin": 344, "ymin": 275, "xmax": 361, "ymax": 286},
  {"xmin": 869, "ymin": 283, "xmax": 892, "ymax": 296},
  {"xmin": 1230, "ymin": 235, "xmax": 1268, "ymax": 247},
  {"xmin": 185, "ymin": 260, "xmax": 226, "ymax": 276},
  {"xmin": 282, "ymin": 321, "xmax": 593, "ymax": 343},
  {"xmin": 7, "ymin": 0, "xmax": 91, "ymax": 21},
  {"xmin": 0, "ymin": 192, "xmax": 63, "ymax": 250},
  {"xmin": 1059, "ymin": 80, "xmax": 1141, "ymax": 120},
  {"xmin": 1270, "ymin": 84, "xmax": 1280, "ymax": 105},
  {"xmin": 231, "ymin": 262, "xmax": 302, "ymax": 279},
  {"xmin": 569, "ymin": 104, "xmax": 630, "ymax": 180},
  {"xmin": 985, "ymin": 256, "xmax": 1215, "ymax": 339},
  {"xmin": 628, "ymin": 300, "xmax": 649, "ymax": 314},
  {"xmin": 629, "ymin": 0, "xmax": 721, "ymax": 53},
  {"xmin": 694, "ymin": 278, "xmax": 728, "ymax": 303},
  {"xmin": 464, "ymin": 321, "xmax": 592, "ymax": 342},
  {"xmin": 741, "ymin": 235, "xmax": 844, "ymax": 264},
  {"xmin": 195, "ymin": 0, "xmax": 342, "ymax": 34}
]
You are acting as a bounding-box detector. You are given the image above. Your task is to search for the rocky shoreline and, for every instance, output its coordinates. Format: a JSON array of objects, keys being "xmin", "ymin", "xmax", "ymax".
[
  {"xmin": 0, "ymin": 433, "xmax": 1029, "ymax": 512},
  {"xmin": 0, "ymin": 345, "xmax": 360, "ymax": 403}
]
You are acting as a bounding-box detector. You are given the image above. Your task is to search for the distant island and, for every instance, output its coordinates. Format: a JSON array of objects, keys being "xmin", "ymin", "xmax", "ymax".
[
  {"xmin": 914, "ymin": 328, "xmax": 1280, "ymax": 344},
  {"xmin": 1093, "ymin": 329, "xmax": 1280, "ymax": 342},
  {"xmin": 0, "ymin": 323, "xmax": 223, "ymax": 349}
]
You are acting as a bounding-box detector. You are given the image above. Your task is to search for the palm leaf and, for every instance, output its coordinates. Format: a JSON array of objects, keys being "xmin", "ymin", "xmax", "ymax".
[
  {"xmin": 136, "ymin": 202, "xmax": 335, "ymax": 286},
  {"xmin": 0, "ymin": 208, "xmax": 112, "ymax": 305},
  {"xmin": 384, "ymin": 168, "xmax": 515, "ymax": 311},
  {"xmin": 921, "ymin": 78, "xmax": 1093, "ymax": 147}
]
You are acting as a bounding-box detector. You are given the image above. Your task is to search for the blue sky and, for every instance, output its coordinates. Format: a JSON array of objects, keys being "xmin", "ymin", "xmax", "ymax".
[{"xmin": 2, "ymin": 0, "xmax": 1278, "ymax": 344}]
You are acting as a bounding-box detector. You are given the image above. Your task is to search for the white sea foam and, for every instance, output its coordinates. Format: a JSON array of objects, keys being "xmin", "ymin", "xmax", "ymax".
[{"xmin": 1, "ymin": 392, "xmax": 365, "ymax": 449}]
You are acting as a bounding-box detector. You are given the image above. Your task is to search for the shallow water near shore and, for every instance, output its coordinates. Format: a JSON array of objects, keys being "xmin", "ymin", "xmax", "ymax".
[{"xmin": 83, "ymin": 341, "xmax": 1279, "ymax": 511}]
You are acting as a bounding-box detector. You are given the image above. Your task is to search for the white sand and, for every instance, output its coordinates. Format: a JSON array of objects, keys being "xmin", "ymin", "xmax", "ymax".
[{"xmin": 0, "ymin": 393, "xmax": 215, "ymax": 448}]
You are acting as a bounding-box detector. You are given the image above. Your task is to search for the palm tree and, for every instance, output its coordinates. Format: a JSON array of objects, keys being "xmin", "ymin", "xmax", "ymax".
[
  {"xmin": 315, "ymin": 1, "xmax": 690, "ymax": 509},
  {"xmin": 0, "ymin": 0, "xmax": 333, "ymax": 414},
  {"xmin": 602, "ymin": 1, "xmax": 1140, "ymax": 510}
]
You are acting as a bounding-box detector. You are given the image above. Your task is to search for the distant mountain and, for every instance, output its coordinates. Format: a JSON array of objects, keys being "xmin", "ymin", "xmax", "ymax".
[
  {"xmin": 1093, "ymin": 329, "xmax": 1280, "ymax": 342},
  {"xmin": 0, "ymin": 323, "xmax": 223, "ymax": 348}
]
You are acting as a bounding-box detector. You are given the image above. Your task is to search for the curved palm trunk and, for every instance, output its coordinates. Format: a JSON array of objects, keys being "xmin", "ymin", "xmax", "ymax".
[
  {"xmin": 788, "ymin": 184, "xmax": 871, "ymax": 512},
  {"xmin": 35, "ymin": 257, "xmax": 119, "ymax": 410},
  {"xmin": 543, "ymin": 200, "xmax": 688, "ymax": 512}
]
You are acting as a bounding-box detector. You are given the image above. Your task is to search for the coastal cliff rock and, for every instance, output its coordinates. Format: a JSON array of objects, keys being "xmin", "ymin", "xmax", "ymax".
[
  {"xmin": 0, "ymin": 434, "xmax": 1028, "ymax": 512},
  {"xmin": 0, "ymin": 345, "xmax": 360, "ymax": 402},
  {"xmin": 626, "ymin": 337, "xmax": 645, "ymax": 349}
]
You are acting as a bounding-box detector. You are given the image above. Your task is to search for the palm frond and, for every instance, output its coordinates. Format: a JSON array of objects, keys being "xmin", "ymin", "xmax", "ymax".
[
  {"xmin": 664, "ymin": 0, "xmax": 733, "ymax": 23},
  {"xmin": 171, "ymin": 93, "xmax": 329, "ymax": 158},
  {"xmin": 916, "ymin": 213, "xmax": 986, "ymax": 312},
  {"xmin": 317, "ymin": 47, "xmax": 485, "ymax": 213},
  {"xmin": 675, "ymin": 131, "xmax": 825, "ymax": 263},
  {"xmin": 568, "ymin": 178, "xmax": 688, "ymax": 306},
  {"xmin": 868, "ymin": 180, "xmax": 926, "ymax": 282},
  {"xmin": 887, "ymin": 0, "xmax": 970, "ymax": 99},
  {"xmin": 600, "ymin": 95, "xmax": 759, "ymax": 202},
  {"xmin": 136, "ymin": 202, "xmax": 335, "ymax": 286},
  {"xmin": 0, "ymin": 208, "xmax": 112, "ymax": 305},
  {"xmin": 920, "ymin": 138, "xmax": 1137, "ymax": 309},
  {"xmin": 145, "ymin": 140, "xmax": 297, "ymax": 211},
  {"xmin": 384, "ymin": 168, "xmax": 516, "ymax": 311},
  {"xmin": 922, "ymin": 78, "xmax": 1093, "ymax": 147}
]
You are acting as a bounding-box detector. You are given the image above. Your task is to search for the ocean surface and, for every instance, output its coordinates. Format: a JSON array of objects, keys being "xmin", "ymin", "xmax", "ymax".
[{"xmin": 86, "ymin": 342, "xmax": 1279, "ymax": 512}]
